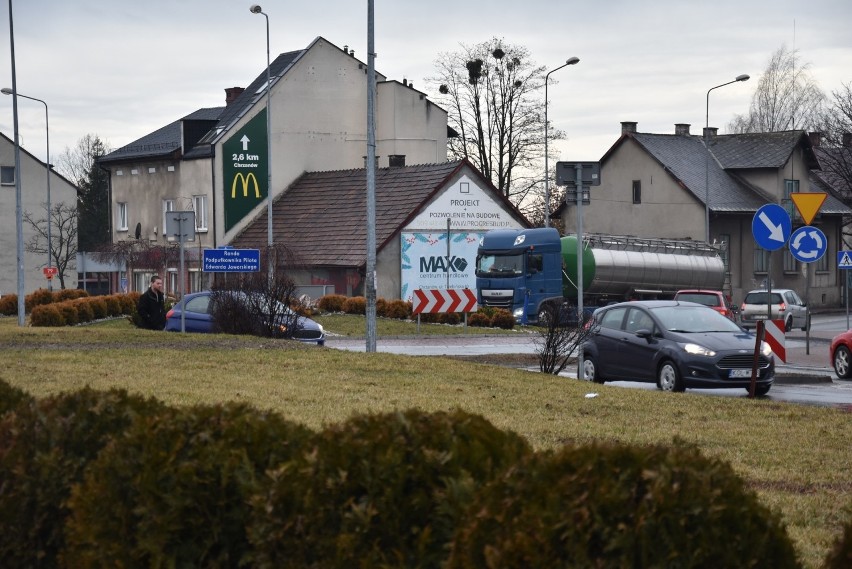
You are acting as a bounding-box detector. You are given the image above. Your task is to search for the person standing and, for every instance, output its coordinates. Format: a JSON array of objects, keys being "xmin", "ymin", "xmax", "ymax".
[{"xmin": 137, "ymin": 275, "xmax": 167, "ymax": 330}]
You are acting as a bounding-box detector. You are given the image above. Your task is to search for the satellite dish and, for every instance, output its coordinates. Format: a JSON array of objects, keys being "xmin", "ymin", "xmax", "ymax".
[{"xmin": 135, "ymin": 223, "xmax": 142, "ymax": 240}]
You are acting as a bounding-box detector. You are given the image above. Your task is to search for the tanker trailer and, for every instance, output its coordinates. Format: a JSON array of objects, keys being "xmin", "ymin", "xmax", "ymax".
[{"xmin": 475, "ymin": 229, "xmax": 725, "ymax": 324}]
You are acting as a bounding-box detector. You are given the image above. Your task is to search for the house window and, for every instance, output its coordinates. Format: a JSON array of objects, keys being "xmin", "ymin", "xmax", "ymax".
[
  {"xmin": 1, "ymin": 166, "xmax": 15, "ymax": 186},
  {"xmin": 162, "ymin": 199, "xmax": 175, "ymax": 235},
  {"xmin": 632, "ymin": 180, "xmax": 641, "ymax": 204},
  {"xmin": 783, "ymin": 179, "xmax": 800, "ymax": 221},
  {"xmin": 753, "ymin": 244, "xmax": 769, "ymax": 273},
  {"xmin": 193, "ymin": 195, "xmax": 208, "ymax": 231},
  {"xmin": 117, "ymin": 203, "xmax": 128, "ymax": 231},
  {"xmin": 148, "ymin": 167, "xmax": 156, "ymax": 174},
  {"xmin": 783, "ymin": 249, "xmax": 797, "ymax": 272}
]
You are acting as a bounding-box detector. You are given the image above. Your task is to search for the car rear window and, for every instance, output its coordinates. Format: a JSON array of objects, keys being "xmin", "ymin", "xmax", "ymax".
[
  {"xmin": 744, "ymin": 292, "xmax": 782, "ymax": 304},
  {"xmin": 676, "ymin": 293, "xmax": 720, "ymax": 307}
]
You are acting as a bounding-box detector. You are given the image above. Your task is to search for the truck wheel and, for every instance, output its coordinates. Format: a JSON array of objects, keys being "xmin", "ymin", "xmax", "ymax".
[
  {"xmin": 537, "ymin": 305, "xmax": 553, "ymax": 327},
  {"xmin": 834, "ymin": 346, "xmax": 852, "ymax": 379},
  {"xmin": 657, "ymin": 360, "xmax": 684, "ymax": 392},
  {"xmin": 581, "ymin": 356, "xmax": 605, "ymax": 384}
]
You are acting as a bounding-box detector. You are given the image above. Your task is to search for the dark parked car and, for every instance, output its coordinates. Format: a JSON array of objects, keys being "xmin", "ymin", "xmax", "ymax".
[
  {"xmin": 830, "ymin": 330, "xmax": 852, "ymax": 379},
  {"xmin": 581, "ymin": 300, "xmax": 774, "ymax": 394},
  {"xmin": 164, "ymin": 291, "xmax": 325, "ymax": 345}
]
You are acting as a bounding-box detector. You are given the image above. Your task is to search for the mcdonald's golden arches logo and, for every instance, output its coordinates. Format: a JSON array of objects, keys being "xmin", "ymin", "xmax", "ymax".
[{"xmin": 231, "ymin": 172, "xmax": 261, "ymax": 199}]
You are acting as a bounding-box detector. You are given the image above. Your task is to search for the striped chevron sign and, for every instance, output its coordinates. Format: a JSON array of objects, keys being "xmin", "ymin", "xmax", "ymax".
[
  {"xmin": 763, "ymin": 319, "xmax": 786, "ymax": 363},
  {"xmin": 412, "ymin": 288, "xmax": 478, "ymax": 314}
]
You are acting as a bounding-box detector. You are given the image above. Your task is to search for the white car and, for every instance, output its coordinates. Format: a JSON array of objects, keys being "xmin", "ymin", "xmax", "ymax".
[{"xmin": 739, "ymin": 288, "xmax": 809, "ymax": 332}]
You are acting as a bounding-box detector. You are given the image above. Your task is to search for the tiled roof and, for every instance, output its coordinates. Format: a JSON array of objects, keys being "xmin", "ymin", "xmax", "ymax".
[
  {"xmin": 100, "ymin": 107, "xmax": 224, "ymax": 163},
  {"xmin": 631, "ymin": 133, "xmax": 768, "ymax": 212},
  {"xmin": 231, "ymin": 160, "xmax": 523, "ymax": 268},
  {"xmin": 709, "ymin": 130, "xmax": 817, "ymax": 169}
]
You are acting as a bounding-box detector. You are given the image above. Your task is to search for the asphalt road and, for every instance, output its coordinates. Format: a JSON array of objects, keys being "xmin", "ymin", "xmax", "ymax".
[{"xmin": 326, "ymin": 313, "xmax": 852, "ymax": 409}]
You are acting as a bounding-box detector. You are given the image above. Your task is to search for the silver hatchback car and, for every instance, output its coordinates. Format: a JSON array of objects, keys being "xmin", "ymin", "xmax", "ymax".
[{"xmin": 739, "ymin": 288, "xmax": 809, "ymax": 332}]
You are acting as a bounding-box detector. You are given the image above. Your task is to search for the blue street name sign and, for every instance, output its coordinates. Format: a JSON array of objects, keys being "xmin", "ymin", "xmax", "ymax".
[
  {"xmin": 789, "ymin": 226, "xmax": 827, "ymax": 263},
  {"xmin": 838, "ymin": 250, "xmax": 852, "ymax": 269},
  {"xmin": 202, "ymin": 248, "xmax": 260, "ymax": 272},
  {"xmin": 752, "ymin": 204, "xmax": 791, "ymax": 251}
]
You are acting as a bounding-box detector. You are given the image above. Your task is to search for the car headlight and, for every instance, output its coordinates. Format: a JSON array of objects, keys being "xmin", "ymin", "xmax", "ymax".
[
  {"xmin": 681, "ymin": 343, "xmax": 716, "ymax": 357},
  {"xmin": 513, "ymin": 307, "xmax": 524, "ymax": 318},
  {"xmin": 761, "ymin": 341, "xmax": 773, "ymax": 357}
]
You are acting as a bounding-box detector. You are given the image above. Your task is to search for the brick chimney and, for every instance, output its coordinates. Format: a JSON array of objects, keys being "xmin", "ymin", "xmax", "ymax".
[
  {"xmin": 388, "ymin": 155, "xmax": 406, "ymax": 168},
  {"xmin": 843, "ymin": 132, "xmax": 852, "ymax": 148},
  {"xmin": 809, "ymin": 132, "xmax": 822, "ymax": 147},
  {"xmin": 621, "ymin": 121, "xmax": 637, "ymax": 135},
  {"xmin": 675, "ymin": 123, "xmax": 691, "ymax": 136},
  {"xmin": 703, "ymin": 127, "xmax": 719, "ymax": 138},
  {"xmin": 225, "ymin": 87, "xmax": 245, "ymax": 106}
]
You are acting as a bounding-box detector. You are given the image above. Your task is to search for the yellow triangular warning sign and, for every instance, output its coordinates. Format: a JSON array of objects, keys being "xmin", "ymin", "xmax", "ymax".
[{"xmin": 790, "ymin": 192, "xmax": 827, "ymax": 225}]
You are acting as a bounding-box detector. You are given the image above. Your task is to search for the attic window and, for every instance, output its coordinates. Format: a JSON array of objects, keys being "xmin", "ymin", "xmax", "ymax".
[
  {"xmin": 167, "ymin": 165, "xmax": 175, "ymax": 172},
  {"xmin": 131, "ymin": 169, "xmax": 139, "ymax": 175},
  {"xmin": 255, "ymin": 79, "xmax": 270, "ymax": 95},
  {"xmin": 116, "ymin": 170, "xmax": 124, "ymax": 176},
  {"xmin": 148, "ymin": 167, "xmax": 156, "ymax": 174}
]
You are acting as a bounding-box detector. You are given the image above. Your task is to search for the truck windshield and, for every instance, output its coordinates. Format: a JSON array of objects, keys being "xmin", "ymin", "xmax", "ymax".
[{"xmin": 476, "ymin": 253, "xmax": 525, "ymax": 277}]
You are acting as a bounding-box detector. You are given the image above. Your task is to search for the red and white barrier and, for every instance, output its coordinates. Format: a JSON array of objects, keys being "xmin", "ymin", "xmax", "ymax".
[{"xmin": 412, "ymin": 288, "xmax": 478, "ymax": 314}]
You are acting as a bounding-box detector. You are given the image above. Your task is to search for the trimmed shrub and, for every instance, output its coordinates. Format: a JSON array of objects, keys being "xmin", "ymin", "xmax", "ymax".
[
  {"xmin": 317, "ymin": 294, "xmax": 347, "ymax": 313},
  {"xmin": 447, "ymin": 441, "xmax": 801, "ymax": 569},
  {"xmin": 87, "ymin": 297, "xmax": 108, "ymax": 320},
  {"xmin": 56, "ymin": 288, "xmax": 88, "ymax": 302},
  {"xmin": 375, "ymin": 297, "xmax": 388, "ymax": 317},
  {"xmin": 441, "ymin": 311, "xmax": 462, "ymax": 325},
  {"xmin": 64, "ymin": 403, "xmax": 313, "ymax": 569},
  {"xmin": 468, "ymin": 312, "xmax": 492, "ymax": 327},
  {"xmin": 825, "ymin": 518, "xmax": 852, "ymax": 569},
  {"xmin": 0, "ymin": 294, "xmax": 17, "ymax": 316},
  {"xmin": 385, "ymin": 299, "xmax": 411, "ymax": 320},
  {"xmin": 0, "ymin": 388, "xmax": 166, "ymax": 568},
  {"xmin": 25, "ymin": 288, "xmax": 54, "ymax": 312},
  {"xmin": 248, "ymin": 409, "xmax": 531, "ymax": 569},
  {"xmin": 72, "ymin": 299, "xmax": 95, "ymax": 324},
  {"xmin": 0, "ymin": 379, "xmax": 33, "ymax": 417},
  {"xmin": 342, "ymin": 295, "xmax": 366, "ymax": 315},
  {"xmin": 490, "ymin": 308, "xmax": 515, "ymax": 330},
  {"xmin": 103, "ymin": 295, "xmax": 122, "ymax": 317},
  {"xmin": 56, "ymin": 302, "xmax": 79, "ymax": 326},
  {"xmin": 29, "ymin": 304, "xmax": 66, "ymax": 327}
]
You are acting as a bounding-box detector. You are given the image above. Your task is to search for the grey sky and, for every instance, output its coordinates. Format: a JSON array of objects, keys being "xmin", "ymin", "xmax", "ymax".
[{"xmin": 2, "ymin": 0, "xmax": 850, "ymax": 172}]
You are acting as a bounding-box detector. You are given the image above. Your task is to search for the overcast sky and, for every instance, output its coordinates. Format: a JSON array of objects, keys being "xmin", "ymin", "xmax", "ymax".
[{"xmin": 2, "ymin": 0, "xmax": 851, "ymax": 172}]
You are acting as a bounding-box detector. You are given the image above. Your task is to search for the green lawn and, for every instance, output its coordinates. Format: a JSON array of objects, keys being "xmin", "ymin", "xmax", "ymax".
[{"xmin": 0, "ymin": 316, "xmax": 849, "ymax": 568}]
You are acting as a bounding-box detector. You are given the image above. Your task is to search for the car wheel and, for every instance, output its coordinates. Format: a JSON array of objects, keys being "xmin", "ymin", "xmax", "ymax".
[
  {"xmin": 784, "ymin": 317, "xmax": 792, "ymax": 332},
  {"xmin": 657, "ymin": 360, "xmax": 684, "ymax": 392},
  {"xmin": 834, "ymin": 346, "xmax": 852, "ymax": 379},
  {"xmin": 751, "ymin": 385, "xmax": 771, "ymax": 396},
  {"xmin": 581, "ymin": 355, "xmax": 605, "ymax": 384}
]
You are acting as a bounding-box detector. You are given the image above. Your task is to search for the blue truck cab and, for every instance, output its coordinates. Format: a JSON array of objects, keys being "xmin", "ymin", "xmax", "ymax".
[{"xmin": 475, "ymin": 228, "xmax": 563, "ymax": 324}]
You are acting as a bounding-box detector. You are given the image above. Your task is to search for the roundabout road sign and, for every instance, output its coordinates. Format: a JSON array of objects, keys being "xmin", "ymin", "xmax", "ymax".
[
  {"xmin": 789, "ymin": 226, "xmax": 827, "ymax": 263},
  {"xmin": 752, "ymin": 204, "xmax": 791, "ymax": 251}
]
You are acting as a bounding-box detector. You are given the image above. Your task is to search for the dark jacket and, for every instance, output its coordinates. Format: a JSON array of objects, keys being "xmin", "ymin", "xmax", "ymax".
[{"xmin": 137, "ymin": 288, "xmax": 167, "ymax": 330}]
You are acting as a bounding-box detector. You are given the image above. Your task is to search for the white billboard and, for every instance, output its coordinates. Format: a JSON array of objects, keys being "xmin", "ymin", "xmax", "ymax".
[{"xmin": 400, "ymin": 232, "xmax": 484, "ymax": 302}]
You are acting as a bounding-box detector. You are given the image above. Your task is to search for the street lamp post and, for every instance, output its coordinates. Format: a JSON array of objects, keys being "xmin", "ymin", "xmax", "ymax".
[
  {"xmin": 543, "ymin": 57, "xmax": 579, "ymax": 227},
  {"xmin": 2, "ymin": 88, "xmax": 51, "ymax": 290},
  {"xmin": 704, "ymin": 74, "xmax": 749, "ymax": 243},
  {"xmin": 250, "ymin": 4, "xmax": 274, "ymax": 283},
  {"xmin": 7, "ymin": 0, "xmax": 26, "ymax": 326}
]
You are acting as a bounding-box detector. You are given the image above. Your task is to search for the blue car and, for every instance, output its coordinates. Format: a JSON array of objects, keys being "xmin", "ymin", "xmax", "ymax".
[
  {"xmin": 165, "ymin": 291, "xmax": 325, "ymax": 345},
  {"xmin": 581, "ymin": 300, "xmax": 774, "ymax": 395}
]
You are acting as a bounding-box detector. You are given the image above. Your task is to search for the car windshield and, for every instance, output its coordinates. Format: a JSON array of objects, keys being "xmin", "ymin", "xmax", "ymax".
[
  {"xmin": 476, "ymin": 253, "xmax": 525, "ymax": 277},
  {"xmin": 650, "ymin": 305, "xmax": 741, "ymax": 333},
  {"xmin": 744, "ymin": 292, "xmax": 783, "ymax": 305}
]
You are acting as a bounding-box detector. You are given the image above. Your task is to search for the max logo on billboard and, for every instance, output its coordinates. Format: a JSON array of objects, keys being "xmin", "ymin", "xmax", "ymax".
[
  {"xmin": 231, "ymin": 172, "xmax": 261, "ymax": 199},
  {"xmin": 420, "ymin": 255, "xmax": 468, "ymax": 273}
]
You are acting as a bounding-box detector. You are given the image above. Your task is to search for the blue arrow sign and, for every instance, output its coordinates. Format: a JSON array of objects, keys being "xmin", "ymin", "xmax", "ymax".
[
  {"xmin": 838, "ymin": 250, "xmax": 852, "ymax": 269},
  {"xmin": 789, "ymin": 226, "xmax": 827, "ymax": 263},
  {"xmin": 752, "ymin": 204, "xmax": 792, "ymax": 251}
]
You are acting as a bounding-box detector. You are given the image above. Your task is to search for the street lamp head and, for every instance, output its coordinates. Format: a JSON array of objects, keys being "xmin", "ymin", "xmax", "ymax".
[
  {"xmin": 566, "ymin": 57, "xmax": 580, "ymax": 65},
  {"xmin": 1, "ymin": 88, "xmax": 13, "ymax": 95},
  {"xmin": 250, "ymin": 4, "xmax": 263, "ymax": 13},
  {"xmin": 736, "ymin": 74, "xmax": 750, "ymax": 82}
]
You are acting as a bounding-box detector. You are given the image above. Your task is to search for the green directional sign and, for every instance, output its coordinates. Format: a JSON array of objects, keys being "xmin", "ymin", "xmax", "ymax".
[{"xmin": 223, "ymin": 109, "xmax": 268, "ymax": 232}]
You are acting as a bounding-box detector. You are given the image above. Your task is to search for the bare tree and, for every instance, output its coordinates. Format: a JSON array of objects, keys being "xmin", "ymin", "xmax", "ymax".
[
  {"xmin": 816, "ymin": 82, "xmax": 852, "ymax": 245},
  {"xmin": 23, "ymin": 202, "xmax": 78, "ymax": 289},
  {"xmin": 429, "ymin": 38, "xmax": 561, "ymax": 216},
  {"xmin": 56, "ymin": 134, "xmax": 112, "ymax": 251},
  {"xmin": 534, "ymin": 306, "xmax": 597, "ymax": 375},
  {"xmin": 729, "ymin": 45, "xmax": 826, "ymax": 133}
]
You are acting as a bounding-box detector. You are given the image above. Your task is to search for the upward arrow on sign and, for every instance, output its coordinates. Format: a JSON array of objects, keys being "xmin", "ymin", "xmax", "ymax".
[{"xmin": 790, "ymin": 192, "xmax": 826, "ymax": 225}]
